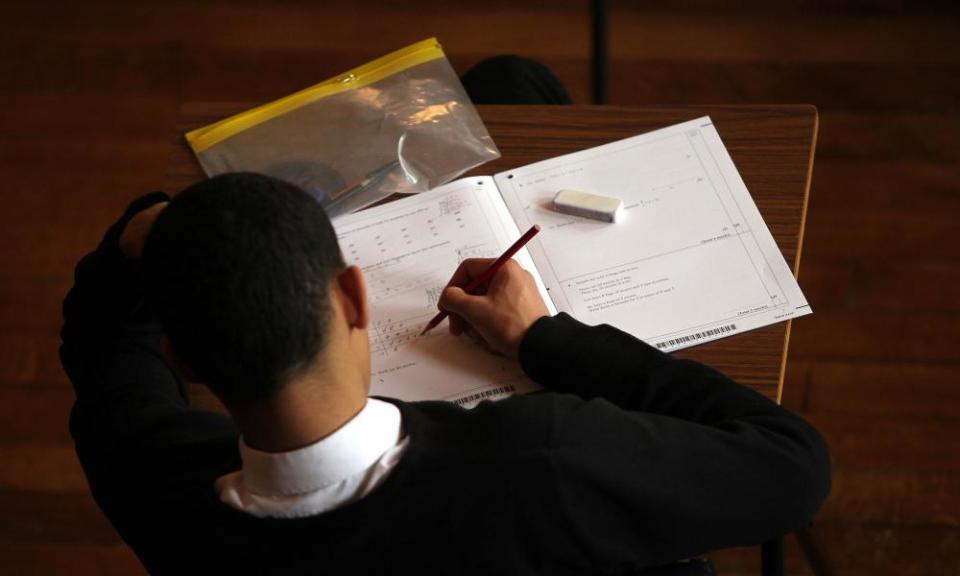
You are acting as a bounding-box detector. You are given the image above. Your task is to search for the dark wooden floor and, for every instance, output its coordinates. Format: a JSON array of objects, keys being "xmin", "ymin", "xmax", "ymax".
[{"xmin": 1, "ymin": 1, "xmax": 958, "ymax": 574}]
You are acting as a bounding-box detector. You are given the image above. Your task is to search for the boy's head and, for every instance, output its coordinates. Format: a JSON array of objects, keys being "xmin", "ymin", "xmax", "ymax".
[{"xmin": 142, "ymin": 172, "xmax": 355, "ymax": 404}]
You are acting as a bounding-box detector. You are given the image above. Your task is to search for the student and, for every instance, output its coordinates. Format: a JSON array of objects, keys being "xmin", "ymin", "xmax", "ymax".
[{"xmin": 63, "ymin": 168, "xmax": 829, "ymax": 575}]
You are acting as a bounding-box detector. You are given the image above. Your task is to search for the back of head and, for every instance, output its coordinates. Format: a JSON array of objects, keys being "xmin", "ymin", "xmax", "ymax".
[{"xmin": 142, "ymin": 172, "xmax": 345, "ymax": 404}]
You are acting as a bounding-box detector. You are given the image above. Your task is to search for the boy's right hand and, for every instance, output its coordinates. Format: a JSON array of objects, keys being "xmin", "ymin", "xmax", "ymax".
[{"xmin": 438, "ymin": 258, "xmax": 550, "ymax": 358}]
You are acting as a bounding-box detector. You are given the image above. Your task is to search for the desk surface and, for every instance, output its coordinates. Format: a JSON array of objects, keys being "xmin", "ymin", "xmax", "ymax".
[{"xmin": 164, "ymin": 104, "xmax": 817, "ymax": 402}]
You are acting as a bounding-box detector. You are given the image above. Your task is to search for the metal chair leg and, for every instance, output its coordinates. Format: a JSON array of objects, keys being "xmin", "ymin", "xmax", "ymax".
[
  {"xmin": 590, "ymin": 0, "xmax": 608, "ymax": 104},
  {"xmin": 761, "ymin": 538, "xmax": 784, "ymax": 576},
  {"xmin": 795, "ymin": 525, "xmax": 834, "ymax": 576}
]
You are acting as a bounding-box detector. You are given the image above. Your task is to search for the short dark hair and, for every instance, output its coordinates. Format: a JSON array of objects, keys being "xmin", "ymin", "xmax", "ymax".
[{"xmin": 142, "ymin": 172, "xmax": 346, "ymax": 403}]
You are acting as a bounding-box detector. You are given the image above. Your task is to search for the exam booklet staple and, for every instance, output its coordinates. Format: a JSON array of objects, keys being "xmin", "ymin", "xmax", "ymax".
[{"xmin": 330, "ymin": 116, "xmax": 811, "ymax": 407}]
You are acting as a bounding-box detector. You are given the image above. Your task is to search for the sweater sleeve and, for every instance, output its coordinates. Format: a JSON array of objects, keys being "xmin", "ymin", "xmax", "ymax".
[
  {"xmin": 60, "ymin": 193, "xmax": 240, "ymax": 549},
  {"xmin": 517, "ymin": 313, "xmax": 831, "ymax": 571}
]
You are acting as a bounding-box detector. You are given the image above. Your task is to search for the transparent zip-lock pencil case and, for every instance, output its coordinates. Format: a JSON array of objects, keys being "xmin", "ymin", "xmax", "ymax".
[{"xmin": 185, "ymin": 38, "xmax": 499, "ymax": 218}]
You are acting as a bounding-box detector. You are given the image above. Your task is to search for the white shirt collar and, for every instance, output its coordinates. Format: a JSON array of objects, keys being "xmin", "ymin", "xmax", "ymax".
[{"xmin": 238, "ymin": 398, "xmax": 403, "ymax": 497}]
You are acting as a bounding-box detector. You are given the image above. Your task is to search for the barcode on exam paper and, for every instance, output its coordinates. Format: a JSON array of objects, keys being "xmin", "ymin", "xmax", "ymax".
[
  {"xmin": 452, "ymin": 385, "xmax": 516, "ymax": 407},
  {"xmin": 654, "ymin": 324, "xmax": 737, "ymax": 350}
]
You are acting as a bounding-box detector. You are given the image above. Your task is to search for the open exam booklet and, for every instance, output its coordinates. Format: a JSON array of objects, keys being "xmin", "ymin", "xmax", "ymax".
[{"xmin": 331, "ymin": 116, "xmax": 811, "ymax": 407}]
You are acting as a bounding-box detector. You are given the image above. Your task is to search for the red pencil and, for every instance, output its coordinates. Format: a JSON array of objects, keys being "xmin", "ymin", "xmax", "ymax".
[{"xmin": 419, "ymin": 224, "xmax": 542, "ymax": 336}]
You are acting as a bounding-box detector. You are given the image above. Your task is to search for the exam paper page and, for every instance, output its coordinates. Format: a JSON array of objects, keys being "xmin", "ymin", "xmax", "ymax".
[
  {"xmin": 332, "ymin": 177, "xmax": 555, "ymax": 406},
  {"xmin": 494, "ymin": 116, "xmax": 811, "ymax": 352}
]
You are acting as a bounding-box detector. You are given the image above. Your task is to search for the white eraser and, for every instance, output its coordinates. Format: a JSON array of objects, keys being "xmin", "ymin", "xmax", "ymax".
[{"xmin": 552, "ymin": 189, "xmax": 623, "ymax": 223}]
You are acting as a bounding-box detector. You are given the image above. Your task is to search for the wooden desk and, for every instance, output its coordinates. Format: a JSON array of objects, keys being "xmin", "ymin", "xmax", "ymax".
[{"xmin": 165, "ymin": 104, "xmax": 817, "ymax": 403}]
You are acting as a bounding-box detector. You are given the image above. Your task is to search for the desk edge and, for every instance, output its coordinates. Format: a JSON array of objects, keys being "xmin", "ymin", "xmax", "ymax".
[{"xmin": 776, "ymin": 105, "xmax": 819, "ymax": 405}]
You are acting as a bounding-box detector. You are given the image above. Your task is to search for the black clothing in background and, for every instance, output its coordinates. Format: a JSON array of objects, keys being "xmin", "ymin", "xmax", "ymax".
[
  {"xmin": 462, "ymin": 55, "xmax": 573, "ymax": 105},
  {"xmin": 61, "ymin": 195, "xmax": 830, "ymax": 575}
]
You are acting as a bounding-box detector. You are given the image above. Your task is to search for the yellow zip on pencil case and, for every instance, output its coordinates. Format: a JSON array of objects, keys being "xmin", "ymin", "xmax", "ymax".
[{"xmin": 184, "ymin": 38, "xmax": 499, "ymax": 218}]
